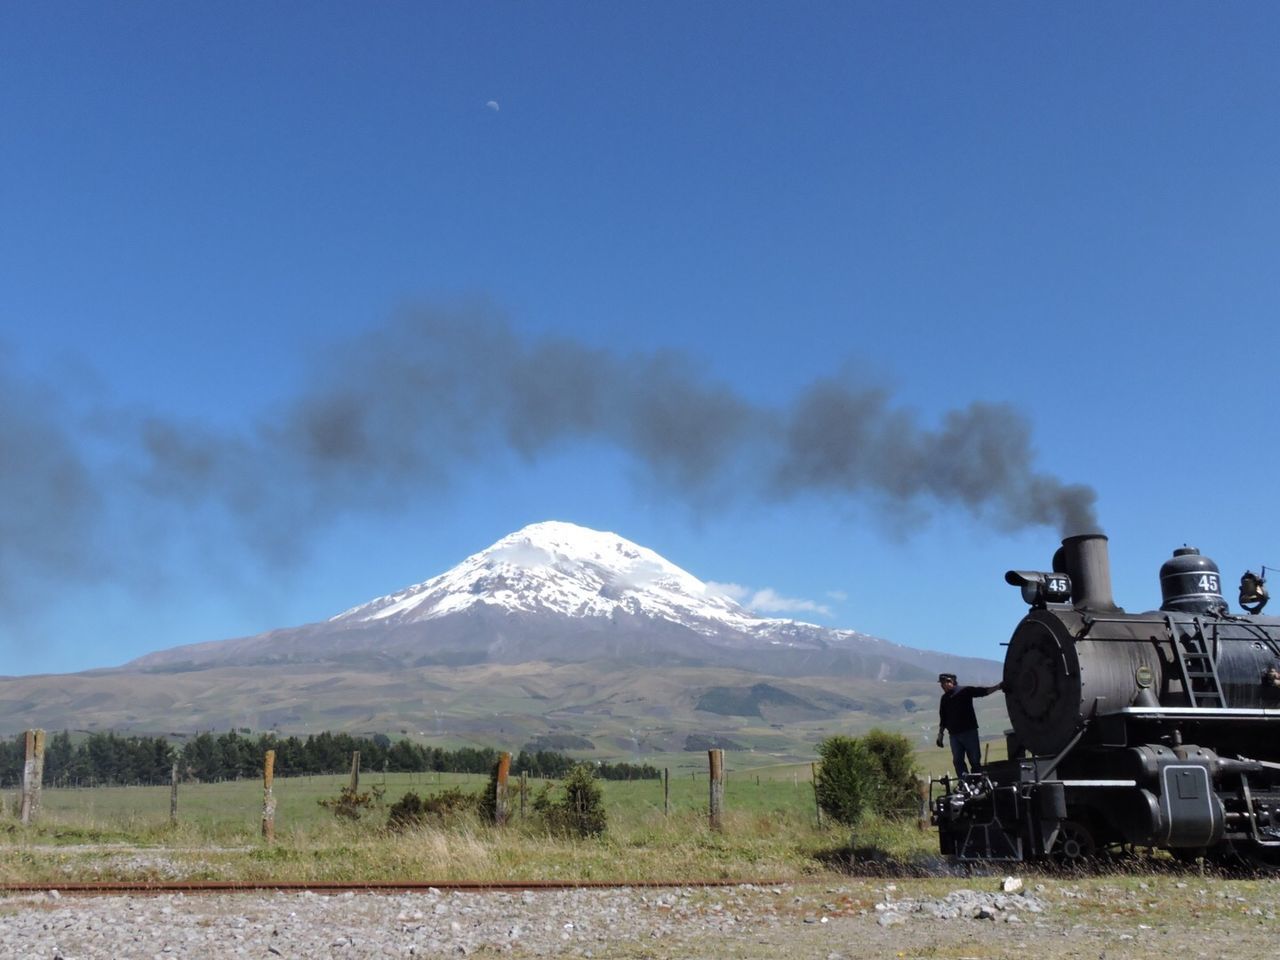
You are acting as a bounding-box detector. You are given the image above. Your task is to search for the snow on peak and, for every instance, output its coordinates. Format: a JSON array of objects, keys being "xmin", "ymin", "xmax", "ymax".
[{"xmin": 329, "ymin": 520, "xmax": 768, "ymax": 632}]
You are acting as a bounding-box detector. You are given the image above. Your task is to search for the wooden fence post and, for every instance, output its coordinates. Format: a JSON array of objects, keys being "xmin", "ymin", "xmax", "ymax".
[
  {"xmin": 917, "ymin": 775, "xmax": 931, "ymax": 831},
  {"xmin": 663, "ymin": 767, "xmax": 670, "ymax": 816},
  {"xmin": 20, "ymin": 730, "xmax": 45, "ymax": 826},
  {"xmin": 708, "ymin": 749, "xmax": 724, "ymax": 832},
  {"xmin": 811, "ymin": 761, "xmax": 823, "ymax": 827},
  {"xmin": 494, "ymin": 752, "xmax": 511, "ymax": 825},
  {"xmin": 519, "ymin": 771, "xmax": 527, "ymax": 819},
  {"xmin": 349, "ymin": 751, "xmax": 360, "ymax": 793},
  {"xmin": 170, "ymin": 762, "xmax": 179, "ymax": 825},
  {"xmin": 262, "ymin": 750, "xmax": 276, "ymax": 841}
]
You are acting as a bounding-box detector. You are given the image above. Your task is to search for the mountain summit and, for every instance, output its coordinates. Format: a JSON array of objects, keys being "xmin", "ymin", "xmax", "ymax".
[
  {"xmin": 330, "ymin": 520, "xmax": 769, "ymax": 635},
  {"xmin": 130, "ymin": 520, "xmax": 992, "ymax": 682}
]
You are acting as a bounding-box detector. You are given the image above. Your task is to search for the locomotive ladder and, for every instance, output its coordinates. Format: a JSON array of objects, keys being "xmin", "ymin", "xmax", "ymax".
[{"xmin": 1169, "ymin": 615, "xmax": 1227, "ymax": 708}]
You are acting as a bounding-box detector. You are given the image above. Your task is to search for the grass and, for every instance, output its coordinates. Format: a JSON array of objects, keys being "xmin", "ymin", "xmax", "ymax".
[
  {"xmin": 3, "ymin": 769, "xmax": 935, "ymax": 884},
  {"xmin": 17, "ymin": 769, "xmax": 831, "ymax": 832},
  {"xmin": 0, "ymin": 736, "xmax": 1189, "ymax": 890}
]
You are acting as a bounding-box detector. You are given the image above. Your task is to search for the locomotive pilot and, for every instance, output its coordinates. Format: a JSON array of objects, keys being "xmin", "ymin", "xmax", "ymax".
[{"xmin": 935, "ymin": 673, "xmax": 1003, "ymax": 776}]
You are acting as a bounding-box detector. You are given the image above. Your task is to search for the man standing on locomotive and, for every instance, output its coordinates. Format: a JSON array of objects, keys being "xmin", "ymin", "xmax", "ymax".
[{"xmin": 935, "ymin": 673, "xmax": 1003, "ymax": 776}]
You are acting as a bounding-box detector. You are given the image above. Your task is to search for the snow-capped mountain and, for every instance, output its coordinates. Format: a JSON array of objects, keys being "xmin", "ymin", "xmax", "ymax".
[
  {"xmin": 129, "ymin": 521, "xmax": 995, "ymax": 682},
  {"xmin": 3, "ymin": 520, "xmax": 1003, "ymax": 737},
  {"xmin": 330, "ymin": 521, "xmax": 785, "ymax": 637}
]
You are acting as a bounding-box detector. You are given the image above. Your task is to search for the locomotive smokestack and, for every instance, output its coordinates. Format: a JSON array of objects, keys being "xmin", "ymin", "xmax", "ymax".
[{"xmin": 1053, "ymin": 533, "xmax": 1119, "ymax": 611}]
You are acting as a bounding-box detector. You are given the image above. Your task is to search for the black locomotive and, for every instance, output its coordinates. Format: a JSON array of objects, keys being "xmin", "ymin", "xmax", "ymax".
[{"xmin": 933, "ymin": 534, "xmax": 1280, "ymax": 867}]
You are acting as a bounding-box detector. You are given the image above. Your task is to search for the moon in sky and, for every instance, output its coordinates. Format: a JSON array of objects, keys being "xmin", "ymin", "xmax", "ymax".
[{"xmin": 485, "ymin": 100, "xmax": 500, "ymax": 112}]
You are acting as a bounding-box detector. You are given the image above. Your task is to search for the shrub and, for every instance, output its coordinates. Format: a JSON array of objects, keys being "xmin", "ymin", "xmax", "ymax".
[
  {"xmin": 859, "ymin": 729, "xmax": 920, "ymax": 820},
  {"xmin": 318, "ymin": 783, "xmax": 385, "ymax": 821},
  {"xmin": 533, "ymin": 763, "xmax": 607, "ymax": 837},
  {"xmin": 386, "ymin": 787, "xmax": 480, "ymax": 831},
  {"xmin": 814, "ymin": 736, "xmax": 875, "ymax": 826},
  {"xmin": 815, "ymin": 730, "xmax": 919, "ymax": 825}
]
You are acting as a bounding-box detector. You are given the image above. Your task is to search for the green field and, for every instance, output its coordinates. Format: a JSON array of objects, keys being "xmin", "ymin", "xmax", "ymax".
[
  {"xmin": 1, "ymin": 725, "xmax": 1011, "ymax": 887},
  {"xmin": 1, "ymin": 762, "xmax": 942, "ymax": 885},
  {"xmin": 19, "ymin": 765, "xmax": 844, "ymax": 835}
]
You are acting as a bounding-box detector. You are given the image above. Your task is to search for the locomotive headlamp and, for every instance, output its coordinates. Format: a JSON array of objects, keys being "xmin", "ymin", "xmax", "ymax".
[
  {"xmin": 1005, "ymin": 570, "xmax": 1073, "ymax": 607},
  {"xmin": 1239, "ymin": 570, "xmax": 1269, "ymax": 615}
]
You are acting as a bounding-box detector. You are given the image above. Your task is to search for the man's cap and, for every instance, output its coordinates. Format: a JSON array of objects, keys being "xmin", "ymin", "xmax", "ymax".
[{"xmin": 938, "ymin": 673, "xmax": 957, "ymax": 683}]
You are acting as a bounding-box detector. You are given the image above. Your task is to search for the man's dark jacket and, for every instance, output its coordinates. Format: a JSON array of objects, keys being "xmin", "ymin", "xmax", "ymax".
[{"xmin": 938, "ymin": 685, "xmax": 999, "ymax": 735}]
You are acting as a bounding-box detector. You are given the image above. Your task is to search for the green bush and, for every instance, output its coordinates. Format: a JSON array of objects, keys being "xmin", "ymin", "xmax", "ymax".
[
  {"xmin": 859, "ymin": 729, "xmax": 920, "ymax": 820},
  {"xmin": 386, "ymin": 788, "xmax": 480, "ymax": 831},
  {"xmin": 533, "ymin": 763, "xmax": 607, "ymax": 837},
  {"xmin": 815, "ymin": 729, "xmax": 919, "ymax": 825},
  {"xmin": 815, "ymin": 736, "xmax": 875, "ymax": 825},
  {"xmin": 317, "ymin": 783, "xmax": 385, "ymax": 821}
]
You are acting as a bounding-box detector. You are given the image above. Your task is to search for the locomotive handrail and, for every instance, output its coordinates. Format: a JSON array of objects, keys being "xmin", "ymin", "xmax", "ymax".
[
  {"xmin": 1118, "ymin": 706, "xmax": 1280, "ymax": 717},
  {"xmin": 1075, "ymin": 616, "xmax": 1274, "ymax": 640},
  {"xmin": 1079, "ymin": 615, "xmax": 1171, "ymax": 626}
]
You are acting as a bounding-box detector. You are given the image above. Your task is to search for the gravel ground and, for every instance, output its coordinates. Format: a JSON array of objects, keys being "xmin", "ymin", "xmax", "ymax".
[{"xmin": 3, "ymin": 879, "xmax": 1279, "ymax": 959}]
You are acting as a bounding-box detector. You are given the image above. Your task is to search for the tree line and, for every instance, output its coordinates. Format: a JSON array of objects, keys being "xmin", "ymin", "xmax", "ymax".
[{"xmin": 0, "ymin": 730, "xmax": 660, "ymax": 787}]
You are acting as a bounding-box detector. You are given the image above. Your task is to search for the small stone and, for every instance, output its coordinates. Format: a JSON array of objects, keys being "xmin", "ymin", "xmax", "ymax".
[{"xmin": 1001, "ymin": 877, "xmax": 1024, "ymax": 894}]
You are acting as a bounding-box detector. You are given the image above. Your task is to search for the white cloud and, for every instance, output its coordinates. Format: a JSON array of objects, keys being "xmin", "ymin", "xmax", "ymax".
[
  {"xmin": 746, "ymin": 588, "xmax": 832, "ymax": 617},
  {"xmin": 706, "ymin": 581, "xmax": 831, "ymax": 617},
  {"xmin": 705, "ymin": 581, "xmax": 749, "ymax": 602}
]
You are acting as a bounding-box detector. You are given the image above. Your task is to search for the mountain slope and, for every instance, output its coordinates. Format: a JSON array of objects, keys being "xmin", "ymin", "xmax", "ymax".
[
  {"xmin": 0, "ymin": 521, "xmax": 1005, "ymax": 747},
  {"xmin": 128, "ymin": 521, "xmax": 994, "ymax": 682}
]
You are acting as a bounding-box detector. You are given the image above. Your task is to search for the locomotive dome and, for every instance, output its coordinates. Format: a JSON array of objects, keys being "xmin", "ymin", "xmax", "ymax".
[{"xmin": 1159, "ymin": 546, "xmax": 1227, "ymax": 614}]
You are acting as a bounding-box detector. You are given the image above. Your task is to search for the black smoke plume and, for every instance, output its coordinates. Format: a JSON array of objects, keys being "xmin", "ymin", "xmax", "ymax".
[
  {"xmin": 138, "ymin": 308, "xmax": 1097, "ymax": 539},
  {"xmin": 0, "ymin": 361, "xmax": 104, "ymax": 610},
  {"xmin": 2, "ymin": 307, "xmax": 1099, "ymax": 613}
]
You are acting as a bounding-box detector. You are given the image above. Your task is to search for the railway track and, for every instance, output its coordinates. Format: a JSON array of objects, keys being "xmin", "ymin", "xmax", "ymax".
[{"xmin": 0, "ymin": 879, "xmax": 781, "ymax": 896}]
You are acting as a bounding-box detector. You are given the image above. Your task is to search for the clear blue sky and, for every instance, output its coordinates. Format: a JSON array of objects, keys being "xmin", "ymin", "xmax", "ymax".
[{"xmin": 4, "ymin": 2, "xmax": 1279, "ymax": 676}]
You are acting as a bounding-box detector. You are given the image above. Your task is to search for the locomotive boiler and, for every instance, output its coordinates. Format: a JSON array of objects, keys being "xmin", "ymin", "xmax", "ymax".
[{"xmin": 933, "ymin": 534, "xmax": 1280, "ymax": 867}]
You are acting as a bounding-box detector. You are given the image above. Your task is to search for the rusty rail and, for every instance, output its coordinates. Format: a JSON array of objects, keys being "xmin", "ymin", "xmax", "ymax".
[{"xmin": 0, "ymin": 879, "xmax": 783, "ymax": 896}]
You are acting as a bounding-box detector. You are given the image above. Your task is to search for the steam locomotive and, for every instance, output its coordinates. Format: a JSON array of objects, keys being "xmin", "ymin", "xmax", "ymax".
[{"xmin": 932, "ymin": 534, "xmax": 1280, "ymax": 867}]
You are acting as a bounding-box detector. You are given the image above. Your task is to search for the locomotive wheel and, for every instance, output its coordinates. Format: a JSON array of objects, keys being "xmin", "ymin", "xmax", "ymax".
[{"xmin": 1052, "ymin": 820, "xmax": 1096, "ymax": 864}]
